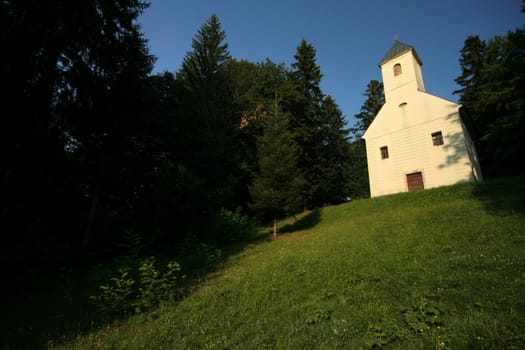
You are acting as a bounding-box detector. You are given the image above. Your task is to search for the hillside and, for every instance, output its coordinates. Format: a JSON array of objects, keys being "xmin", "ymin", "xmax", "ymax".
[{"xmin": 42, "ymin": 177, "xmax": 525, "ymax": 348}]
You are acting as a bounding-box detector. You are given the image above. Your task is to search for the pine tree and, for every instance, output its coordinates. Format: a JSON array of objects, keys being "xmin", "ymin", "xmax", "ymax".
[
  {"xmin": 290, "ymin": 39, "xmax": 323, "ymax": 154},
  {"xmin": 346, "ymin": 141, "xmax": 369, "ymax": 199},
  {"xmin": 347, "ymin": 80, "xmax": 385, "ymax": 198},
  {"xmin": 177, "ymin": 14, "xmax": 241, "ymax": 209},
  {"xmin": 454, "ymin": 29, "xmax": 525, "ymax": 177},
  {"xmin": 289, "ymin": 39, "xmax": 324, "ymax": 206},
  {"xmin": 249, "ymin": 106, "xmax": 307, "ymax": 238},
  {"xmin": 453, "ymin": 35, "xmax": 487, "ymax": 105},
  {"xmin": 179, "ymin": 14, "xmax": 231, "ymax": 90},
  {"xmin": 1, "ymin": 0, "xmax": 155, "ymax": 255},
  {"xmin": 315, "ymin": 96, "xmax": 352, "ymax": 205},
  {"xmin": 352, "ymin": 80, "xmax": 384, "ymax": 139},
  {"xmin": 289, "ymin": 39, "xmax": 354, "ymax": 207}
]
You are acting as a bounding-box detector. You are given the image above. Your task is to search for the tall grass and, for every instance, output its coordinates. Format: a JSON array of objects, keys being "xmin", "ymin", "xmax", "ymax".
[{"xmin": 44, "ymin": 177, "xmax": 525, "ymax": 349}]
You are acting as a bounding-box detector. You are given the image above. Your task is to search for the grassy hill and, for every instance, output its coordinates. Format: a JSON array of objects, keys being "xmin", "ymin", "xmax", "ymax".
[{"xmin": 29, "ymin": 178, "xmax": 525, "ymax": 348}]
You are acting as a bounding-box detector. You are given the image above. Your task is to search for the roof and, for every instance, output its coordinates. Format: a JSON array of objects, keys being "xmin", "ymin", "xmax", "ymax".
[{"xmin": 378, "ymin": 40, "xmax": 423, "ymax": 66}]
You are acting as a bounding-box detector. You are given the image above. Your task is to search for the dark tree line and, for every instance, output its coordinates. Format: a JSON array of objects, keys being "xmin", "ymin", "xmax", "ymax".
[
  {"xmin": 454, "ymin": 3, "xmax": 525, "ymax": 177},
  {"xmin": 1, "ymin": 0, "xmax": 156, "ymax": 268},
  {"xmin": 349, "ymin": 80, "xmax": 384, "ymax": 199},
  {"xmin": 1, "ymin": 5, "xmax": 356, "ymax": 270},
  {"xmin": 3, "ymin": 1, "xmax": 521, "ymax": 272}
]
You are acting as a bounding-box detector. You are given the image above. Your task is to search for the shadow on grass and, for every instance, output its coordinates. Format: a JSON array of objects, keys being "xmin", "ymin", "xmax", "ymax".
[
  {"xmin": 0, "ymin": 261, "xmax": 104, "ymax": 349},
  {"xmin": 280, "ymin": 209, "xmax": 321, "ymax": 234},
  {"xmin": 472, "ymin": 175, "xmax": 525, "ymax": 216},
  {"xmin": 0, "ymin": 211, "xmax": 322, "ymax": 349}
]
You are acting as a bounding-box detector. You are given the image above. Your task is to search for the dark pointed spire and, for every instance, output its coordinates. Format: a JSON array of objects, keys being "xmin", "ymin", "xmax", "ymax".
[{"xmin": 379, "ymin": 40, "xmax": 422, "ymax": 66}]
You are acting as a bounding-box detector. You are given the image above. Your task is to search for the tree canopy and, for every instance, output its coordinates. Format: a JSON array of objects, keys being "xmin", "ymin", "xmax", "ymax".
[
  {"xmin": 352, "ymin": 80, "xmax": 384, "ymax": 139},
  {"xmin": 5, "ymin": 3, "xmax": 523, "ymax": 281},
  {"xmin": 454, "ymin": 26, "xmax": 525, "ymax": 177}
]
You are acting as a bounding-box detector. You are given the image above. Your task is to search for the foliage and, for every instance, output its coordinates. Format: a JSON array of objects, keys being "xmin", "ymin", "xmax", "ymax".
[
  {"xmin": 135, "ymin": 258, "xmax": 181, "ymax": 313},
  {"xmin": 89, "ymin": 269, "xmax": 136, "ymax": 316},
  {"xmin": 314, "ymin": 96, "xmax": 352, "ymax": 205},
  {"xmin": 177, "ymin": 14, "xmax": 243, "ymax": 211},
  {"xmin": 2, "ymin": 6, "xmax": 356, "ymax": 272},
  {"xmin": 89, "ymin": 256, "xmax": 181, "ymax": 315},
  {"xmin": 289, "ymin": 39, "xmax": 352, "ymax": 207},
  {"xmin": 249, "ymin": 110, "xmax": 307, "ymax": 220},
  {"xmin": 179, "ymin": 14, "xmax": 231, "ymax": 89},
  {"xmin": 1, "ymin": 0, "xmax": 156, "ymax": 267},
  {"xmin": 352, "ymin": 79, "xmax": 384, "ymax": 139},
  {"xmin": 346, "ymin": 79, "xmax": 385, "ymax": 199},
  {"xmin": 214, "ymin": 208, "xmax": 258, "ymax": 243},
  {"xmin": 454, "ymin": 26, "xmax": 525, "ymax": 177},
  {"xmin": 347, "ymin": 139, "xmax": 370, "ymax": 199},
  {"xmin": 52, "ymin": 177, "xmax": 525, "ymax": 349},
  {"xmin": 176, "ymin": 239, "xmax": 223, "ymax": 270}
]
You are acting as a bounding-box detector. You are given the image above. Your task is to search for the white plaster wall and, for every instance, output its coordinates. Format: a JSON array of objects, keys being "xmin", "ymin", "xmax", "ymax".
[
  {"xmin": 381, "ymin": 50, "xmax": 425, "ymax": 101},
  {"xmin": 364, "ymin": 91, "xmax": 476, "ymax": 197},
  {"xmin": 363, "ymin": 47, "xmax": 482, "ymax": 197}
]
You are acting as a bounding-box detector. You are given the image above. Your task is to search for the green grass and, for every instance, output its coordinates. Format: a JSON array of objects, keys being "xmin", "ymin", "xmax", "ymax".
[{"xmin": 11, "ymin": 177, "xmax": 525, "ymax": 349}]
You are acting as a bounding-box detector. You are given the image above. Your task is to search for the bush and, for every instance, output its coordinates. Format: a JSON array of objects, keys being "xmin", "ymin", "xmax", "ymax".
[
  {"xmin": 214, "ymin": 208, "xmax": 257, "ymax": 243},
  {"xmin": 177, "ymin": 239, "xmax": 223, "ymax": 270},
  {"xmin": 90, "ymin": 256, "xmax": 181, "ymax": 315}
]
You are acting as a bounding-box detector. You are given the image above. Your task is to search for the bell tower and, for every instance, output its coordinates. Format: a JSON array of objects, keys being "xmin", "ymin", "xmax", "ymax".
[{"xmin": 379, "ymin": 41, "xmax": 425, "ymax": 103}]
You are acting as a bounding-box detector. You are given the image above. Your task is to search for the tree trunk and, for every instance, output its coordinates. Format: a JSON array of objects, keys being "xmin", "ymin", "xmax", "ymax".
[
  {"xmin": 82, "ymin": 186, "xmax": 100, "ymax": 248},
  {"xmin": 273, "ymin": 219, "xmax": 278, "ymax": 240}
]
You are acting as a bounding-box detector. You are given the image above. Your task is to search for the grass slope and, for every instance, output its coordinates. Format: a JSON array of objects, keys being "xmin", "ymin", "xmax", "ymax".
[{"xmin": 53, "ymin": 177, "xmax": 525, "ymax": 349}]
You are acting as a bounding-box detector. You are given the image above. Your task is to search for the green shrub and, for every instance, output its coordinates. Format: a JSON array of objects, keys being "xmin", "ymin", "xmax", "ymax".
[
  {"xmin": 90, "ymin": 256, "xmax": 181, "ymax": 315},
  {"xmin": 215, "ymin": 208, "xmax": 257, "ymax": 243},
  {"xmin": 177, "ymin": 239, "xmax": 223, "ymax": 270},
  {"xmin": 89, "ymin": 269, "xmax": 135, "ymax": 315}
]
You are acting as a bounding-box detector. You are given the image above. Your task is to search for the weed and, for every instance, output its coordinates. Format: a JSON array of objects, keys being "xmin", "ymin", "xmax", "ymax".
[
  {"xmin": 305, "ymin": 310, "xmax": 331, "ymax": 325},
  {"xmin": 89, "ymin": 256, "xmax": 180, "ymax": 315},
  {"xmin": 25, "ymin": 177, "xmax": 525, "ymax": 349},
  {"xmin": 402, "ymin": 293, "xmax": 444, "ymax": 334}
]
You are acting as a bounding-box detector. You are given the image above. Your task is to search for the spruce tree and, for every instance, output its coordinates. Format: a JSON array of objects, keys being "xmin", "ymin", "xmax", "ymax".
[
  {"xmin": 249, "ymin": 106, "xmax": 307, "ymax": 238},
  {"xmin": 453, "ymin": 35, "xmax": 487, "ymax": 106},
  {"xmin": 348, "ymin": 80, "xmax": 385, "ymax": 198},
  {"xmin": 290, "ymin": 39, "xmax": 323, "ymax": 157},
  {"xmin": 454, "ymin": 29, "xmax": 525, "ymax": 176},
  {"xmin": 1, "ymin": 0, "xmax": 156, "ymax": 255},
  {"xmin": 289, "ymin": 39, "xmax": 324, "ymax": 207},
  {"xmin": 289, "ymin": 39, "xmax": 354, "ymax": 207},
  {"xmin": 179, "ymin": 14, "xmax": 231, "ymax": 90},
  {"xmin": 352, "ymin": 80, "xmax": 384, "ymax": 138},
  {"xmin": 177, "ymin": 14, "xmax": 241, "ymax": 209},
  {"xmin": 315, "ymin": 96, "xmax": 352, "ymax": 205}
]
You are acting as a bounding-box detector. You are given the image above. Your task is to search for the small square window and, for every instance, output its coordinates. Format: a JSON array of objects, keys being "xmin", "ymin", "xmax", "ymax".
[
  {"xmin": 432, "ymin": 131, "xmax": 444, "ymax": 146},
  {"xmin": 380, "ymin": 146, "xmax": 389, "ymax": 159}
]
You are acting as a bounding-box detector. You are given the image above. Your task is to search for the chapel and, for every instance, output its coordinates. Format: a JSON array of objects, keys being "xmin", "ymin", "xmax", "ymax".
[{"xmin": 362, "ymin": 41, "xmax": 482, "ymax": 197}]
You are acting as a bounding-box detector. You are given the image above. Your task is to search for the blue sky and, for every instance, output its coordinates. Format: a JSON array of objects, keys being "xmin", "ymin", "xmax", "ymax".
[{"xmin": 138, "ymin": 0, "xmax": 523, "ymax": 125}]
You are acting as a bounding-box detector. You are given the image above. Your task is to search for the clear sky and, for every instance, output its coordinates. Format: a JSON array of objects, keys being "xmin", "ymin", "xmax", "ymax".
[{"xmin": 138, "ymin": 0, "xmax": 523, "ymax": 125}]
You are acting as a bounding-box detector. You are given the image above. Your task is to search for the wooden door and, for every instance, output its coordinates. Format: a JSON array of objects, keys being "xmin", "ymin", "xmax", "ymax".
[{"xmin": 406, "ymin": 172, "xmax": 424, "ymax": 192}]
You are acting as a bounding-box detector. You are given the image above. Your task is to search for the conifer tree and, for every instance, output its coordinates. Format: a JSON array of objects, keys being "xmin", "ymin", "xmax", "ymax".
[
  {"xmin": 1, "ymin": 0, "xmax": 158, "ymax": 256},
  {"xmin": 177, "ymin": 14, "xmax": 241, "ymax": 209},
  {"xmin": 250, "ymin": 106, "xmax": 307, "ymax": 238},
  {"xmin": 289, "ymin": 40, "xmax": 324, "ymax": 207},
  {"xmin": 454, "ymin": 22, "xmax": 525, "ymax": 177},
  {"xmin": 315, "ymin": 96, "xmax": 352, "ymax": 205},
  {"xmin": 290, "ymin": 39, "xmax": 324, "ymax": 165},
  {"xmin": 289, "ymin": 39, "xmax": 353, "ymax": 207},
  {"xmin": 454, "ymin": 35, "xmax": 487, "ymax": 106},
  {"xmin": 179, "ymin": 14, "xmax": 231, "ymax": 90},
  {"xmin": 352, "ymin": 80, "xmax": 384, "ymax": 138},
  {"xmin": 348, "ymin": 80, "xmax": 385, "ymax": 198}
]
